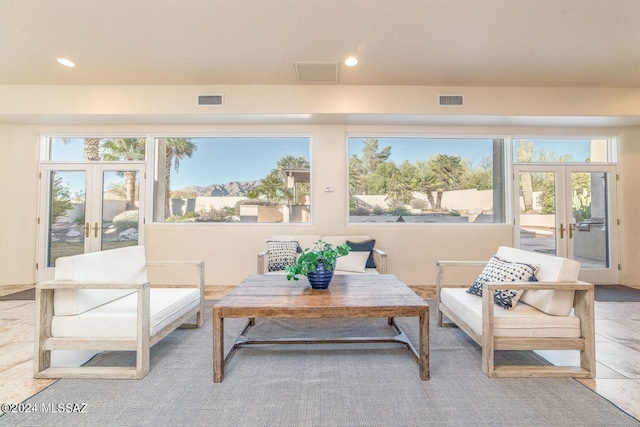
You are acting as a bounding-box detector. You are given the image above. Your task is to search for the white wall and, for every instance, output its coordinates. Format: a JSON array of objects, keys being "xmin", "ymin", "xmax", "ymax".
[
  {"xmin": 1, "ymin": 84, "xmax": 639, "ymax": 286},
  {"xmin": 1, "ymin": 85, "xmax": 640, "ymax": 118},
  {"xmin": 0, "ymin": 125, "xmax": 39, "ymax": 285},
  {"xmin": 143, "ymin": 125, "xmax": 512, "ymax": 286},
  {"xmin": 618, "ymin": 127, "xmax": 640, "ymax": 286}
]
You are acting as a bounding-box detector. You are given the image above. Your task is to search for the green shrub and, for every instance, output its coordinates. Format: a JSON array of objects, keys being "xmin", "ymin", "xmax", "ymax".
[
  {"xmin": 372, "ymin": 205, "xmax": 385, "ymax": 215},
  {"xmin": 410, "ymin": 199, "xmax": 428, "ymax": 210},
  {"xmin": 196, "ymin": 208, "xmax": 232, "ymax": 222},
  {"xmin": 349, "ymin": 206, "xmax": 371, "ymax": 216},
  {"xmin": 183, "ymin": 211, "xmax": 199, "ymax": 220},
  {"xmin": 112, "ymin": 210, "xmax": 139, "ymax": 231}
]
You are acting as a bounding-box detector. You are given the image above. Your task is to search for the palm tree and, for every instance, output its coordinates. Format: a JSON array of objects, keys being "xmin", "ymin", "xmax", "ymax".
[
  {"xmin": 274, "ymin": 155, "xmax": 310, "ymax": 202},
  {"xmin": 101, "ymin": 138, "xmax": 146, "ymax": 210},
  {"xmin": 257, "ymin": 171, "xmax": 292, "ymax": 203},
  {"xmin": 427, "ymin": 154, "xmax": 464, "ymax": 210},
  {"xmin": 83, "ymin": 138, "xmax": 101, "ymax": 161},
  {"xmin": 275, "ymin": 155, "xmax": 309, "ymax": 170},
  {"xmin": 161, "ymin": 138, "xmax": 197, "ymax": 216},
  {"xmin": 385, "ymin": 177, "xmax": 413, "ymax": 204},
  {"xmin": 414, "ymin": 160, "xmax": 439, "ymax": 210},
  {"xmin": 516, "ymin": 140, "xmax": 534, "ymax": 211}
]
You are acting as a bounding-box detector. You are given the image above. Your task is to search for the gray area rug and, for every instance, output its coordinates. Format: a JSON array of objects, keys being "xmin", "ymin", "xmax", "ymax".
[
  {"xmin": 595, "ymin": 285, "xmax": 640, "ymax": 302},
  {"xmin": 2, "ymin": 300, "xmax": 638, "ymax": 427},
  {"xmin": 0, "ymin": 289, "xmax": 35, "ymax": 300}
]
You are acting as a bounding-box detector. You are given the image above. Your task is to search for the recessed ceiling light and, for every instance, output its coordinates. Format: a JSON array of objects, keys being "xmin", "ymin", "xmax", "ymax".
[
  {"xmin": 344, "ymin": 57, "xmax": 358, "ymax": 67},
  {"xmin": 57, "ymin": 58, "xmax": 76, "ymax": 67}
]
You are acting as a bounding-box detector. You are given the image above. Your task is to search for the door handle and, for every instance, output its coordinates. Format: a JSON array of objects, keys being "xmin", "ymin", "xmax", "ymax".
[
  {"xmin": 85, "ymin": 222, "xmax": 90, "ymax": 238},
  {"xmin": 559, "ymin": 223, "xmax": 565, "ymax": 239},
  {"xmin": 569, "ymin": 223, "xmax": 574, "ymax": 239},
  {"xmin": 93, "ymin": 222, "xmax": 99, "ymax": 238}
]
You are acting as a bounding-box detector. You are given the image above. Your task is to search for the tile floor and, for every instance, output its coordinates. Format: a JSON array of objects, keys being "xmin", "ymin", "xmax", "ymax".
[{"xmin": 1, "ymin": 285, "xmax": 638, "ymax": 421}]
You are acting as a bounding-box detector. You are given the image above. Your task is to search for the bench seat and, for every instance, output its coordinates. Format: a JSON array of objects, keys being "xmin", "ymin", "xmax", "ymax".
[
  {"xmin": 34, "ymin": 246, "xmax": 204, "ymax": 380},
  {"xmin": 440, "ymin": 288, "xmax": 581, "ymax": 338},
  {"xmin": 436, "ymin": 246, "xmax": 595, "ymax": 378},
  {"xmin": 51, "ymin": 288, "xmax": 201, "ymax": 338}
]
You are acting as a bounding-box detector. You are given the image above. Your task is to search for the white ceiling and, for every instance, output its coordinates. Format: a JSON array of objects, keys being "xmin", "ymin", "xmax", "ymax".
[{"xmin": 2, "ymin": 0, "xmax": 640, "ymax": 87}]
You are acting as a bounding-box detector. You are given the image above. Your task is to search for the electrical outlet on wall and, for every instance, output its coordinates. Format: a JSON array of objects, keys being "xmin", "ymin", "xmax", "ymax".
[{"xmin": 324, "ymin": 186, "xmax": 334, "ymax": 192}]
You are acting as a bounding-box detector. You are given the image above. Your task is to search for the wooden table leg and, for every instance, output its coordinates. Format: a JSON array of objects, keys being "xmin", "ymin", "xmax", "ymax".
[
  {"xmin": 213, "ymin": 306, "xmax": 224, "ymax": 383},
  {"xmin": 419, "ymin": 306, "xmax": 430, "ymax": 380}
]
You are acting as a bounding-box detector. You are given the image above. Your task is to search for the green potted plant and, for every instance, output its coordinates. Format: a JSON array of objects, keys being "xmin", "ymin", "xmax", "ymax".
[{"xmin": 286, "ymin": 240, "xmax": 351, "ymax": 289}]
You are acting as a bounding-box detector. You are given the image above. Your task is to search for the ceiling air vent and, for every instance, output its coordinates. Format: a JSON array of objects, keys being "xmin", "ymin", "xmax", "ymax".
[
  {"xmin": 198, "ymin": 94, "xmax": 224, "ymax": 106},
  {"xmin": 438, "ymin": 95, "xmax": 464, "ymax": 106},
  {"xmin": 294, "ymin": 61, "xmax": 339, "ymax": 84}
]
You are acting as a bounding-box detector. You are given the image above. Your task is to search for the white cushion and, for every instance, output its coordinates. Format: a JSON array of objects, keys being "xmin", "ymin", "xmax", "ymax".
[
  {"xmin": 51, "ymin": 288, "xmax": 200, "ymax": 338},
  {"xmin": 336, "ymin": 268, "xmax": 379, "ymax": 275},
  {"xmin": 440, "ymin": 288, "xmax": 581, "ymax": 338},
  {"xmin": 495, "ymin": 246, "xmax": 579, "ymax": 316},
  {"xmin": 53, "ymin": 246, "xmax": 148, "ymax": 316},
  {"xmin": 335, "ymin": 251, "xmax": 370, "ymax": 273}
]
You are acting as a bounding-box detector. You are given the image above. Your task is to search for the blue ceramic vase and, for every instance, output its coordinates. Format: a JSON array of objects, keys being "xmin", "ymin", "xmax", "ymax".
[{"xmin": 307, "ymin": 263, "xmax": 334, "ymax": 289}]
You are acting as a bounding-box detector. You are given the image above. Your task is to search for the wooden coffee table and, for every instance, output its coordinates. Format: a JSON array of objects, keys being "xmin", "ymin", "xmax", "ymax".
[{"xmin": 213, "ymin": 274, "xmax": 429, "ymax": 382}]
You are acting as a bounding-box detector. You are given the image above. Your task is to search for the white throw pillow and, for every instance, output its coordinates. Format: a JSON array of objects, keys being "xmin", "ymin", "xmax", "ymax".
[{"xmin": 335, "ymin": 251, "xmax": 370, "ymax": 273}]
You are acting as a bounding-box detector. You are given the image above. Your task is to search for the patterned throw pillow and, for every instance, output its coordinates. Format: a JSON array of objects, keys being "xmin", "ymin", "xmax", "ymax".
[
  {"xmin": 467, "ymin": 256, "xmax": 539, "ymax": 310},
  {"xmin": 266, "ymin": 240, "xmax": 299, "ymax": 272}
]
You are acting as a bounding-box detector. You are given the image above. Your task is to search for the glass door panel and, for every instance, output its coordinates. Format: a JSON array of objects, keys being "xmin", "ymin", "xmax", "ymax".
[
  {"xmin": 514, "ymin": 164, "xmax": 618, "ymax": 284},
  {"xmin": 38, "ymin": 164, "xmax": 145, "ymax": 281},
  {"xmin": 569, "ymin": 171, "xmax": 610, "ymax": 269},
  {"xmin": 46, "ymin": 170, "xmax": 87, "ymax": 267},
  {"xmin": 517, "ymin": 171, "xmax": 558, "ymax": 256},
  {"xmin": 101, "ymin": 170, "xmax": 140, "ymax": 250}
]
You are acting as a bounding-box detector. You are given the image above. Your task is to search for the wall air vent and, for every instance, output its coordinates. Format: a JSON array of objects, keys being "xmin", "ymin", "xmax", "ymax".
[
  {"xmin": 294, "ymin": 61, "xmax": 339, "ymax": 84},
  {"xmin": 438, "ymin": 95, "xmax": 464, "ymax": 106},
  {"xmin": 198, "ymin": 94, "xmax": 224, "ymax": 106}
]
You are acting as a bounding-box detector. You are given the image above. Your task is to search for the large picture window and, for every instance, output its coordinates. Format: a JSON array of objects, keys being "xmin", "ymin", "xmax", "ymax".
[
  {"xmin": 348, "ymin": 137, "xmax": 505, "ymax": 224},
  {"xmin": 153, "ymin": 136, "xmax": 311, "ymax": 223}
]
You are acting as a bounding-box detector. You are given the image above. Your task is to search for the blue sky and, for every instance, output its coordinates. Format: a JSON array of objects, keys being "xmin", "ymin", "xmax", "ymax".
[
  {"xmin": 349, "ymin": 137, "xmax": 593, "ymax": 166},
  {"xmin": 349, "ymin": 137, "xmax": 494, "ymax": 168},
  {"xmin": 50, "ymin": 137, "xmax": 594, "ymax": 192},
  {"xmin": 169, "ymin": 137, "xmax": 309, "ymax": 189}
]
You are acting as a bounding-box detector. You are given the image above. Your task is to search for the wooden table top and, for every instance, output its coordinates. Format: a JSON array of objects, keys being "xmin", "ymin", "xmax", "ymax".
[{"xmin": 215, "ymin": 274, "xmax": 428, "ymax": 318}]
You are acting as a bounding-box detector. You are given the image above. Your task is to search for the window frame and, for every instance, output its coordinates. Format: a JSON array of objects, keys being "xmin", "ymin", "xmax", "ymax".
[
  {"xmin": 345, "ymin": 133, "xmax": 509, "ymax": 225},
  {"xmin": 148, "ymin": 133, "xmax": 314, "ymax": 225},
  {"xmin": 510, "ymin": 135, "xmax": 617, "ymax": 165}
]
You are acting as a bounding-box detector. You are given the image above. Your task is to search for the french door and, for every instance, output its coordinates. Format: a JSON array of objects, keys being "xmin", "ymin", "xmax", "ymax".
[
  {"xmin": 37, "ymin": 163, "xmax": 146, "ymax": 281},
  {"xmin": 513, "ymin": 164, "xmax": 619, "ymax": 284}
]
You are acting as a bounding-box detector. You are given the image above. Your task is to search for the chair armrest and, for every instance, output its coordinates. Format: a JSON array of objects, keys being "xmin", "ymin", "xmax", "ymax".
[
  {"xmin": 372, "ymin": 248, "xmax": 387, "ymax": 274},
  {"xmin": 481, "ymin": 281, "xmax": 594, "ymax": 358},
  {"xmin": 483, "ymin": 281, "xmax": 593, "ymax": 292},
  {"xmin": 145, "ymin": 261, "xmax": 204, "ymax": 286},
  {"xmin": 436, "ymin": 260, "xmax": 488, "ymax": 290},
  {"xmin": 37, "ymin": 280, "xmax": 150, "ymax": 290},
  {"xmin": 257, "ymin": 248, "xmax": 269, "ymax": 274}
]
